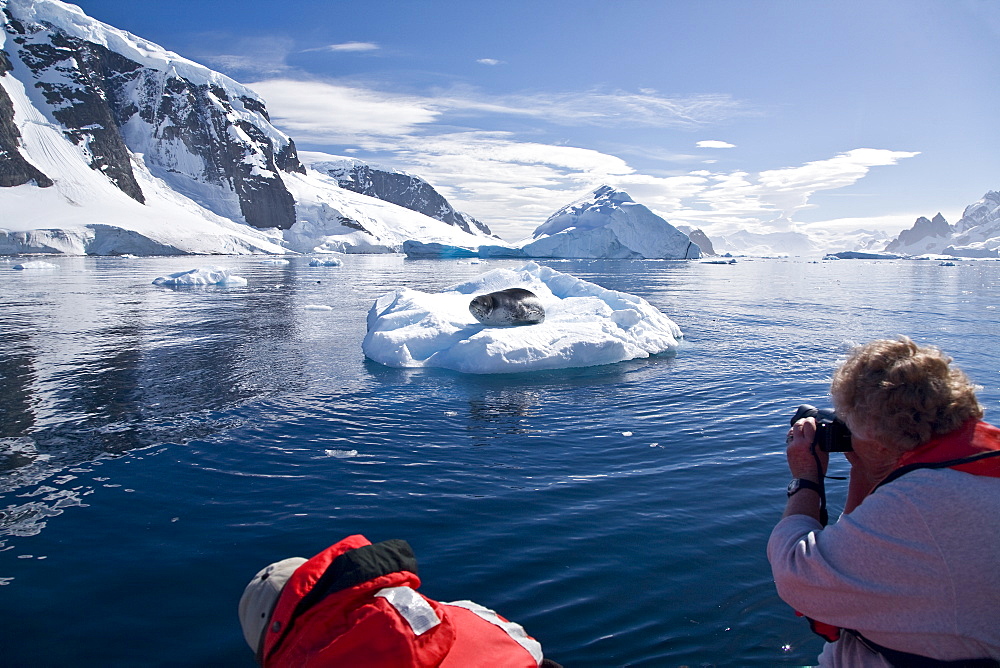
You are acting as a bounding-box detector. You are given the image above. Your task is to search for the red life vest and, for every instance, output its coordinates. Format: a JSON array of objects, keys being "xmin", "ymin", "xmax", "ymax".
[
  {"xmin": 258, "ymin": 535, "xmax": 543, "ymax": 668},
  {"xmin": 878, "ymin": 418, "xmax": 1000, "ymax": 487},
  {"xmin": 803, "ymin": 419, "xmax": 1000, "ymax": 653}
]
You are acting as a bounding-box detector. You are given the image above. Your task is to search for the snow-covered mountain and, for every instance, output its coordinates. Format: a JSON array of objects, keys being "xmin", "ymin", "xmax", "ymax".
[
  {"xmin": 880, "ymin": 192, "xmax": 1000, "ymax": 259},
  {"xmin": 0, "ymin": 0, "xmax": 494, "ymax": 255},
  {"xmin": 310, "ymin": 156, "xmax": 495, "ymax": 238},
  {"xmin": 519, "ymin": 185, "xmax": 700, "ymax": 259},
  {"xmin": 945, "ymin": 191, "xmax": 1000, "ymax": 257}
]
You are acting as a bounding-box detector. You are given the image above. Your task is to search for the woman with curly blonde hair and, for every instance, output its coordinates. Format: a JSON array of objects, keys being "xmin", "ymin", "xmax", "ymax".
[{"xmin": 769, "ymin": 336, "xmax": 1000, "ymax": 667}]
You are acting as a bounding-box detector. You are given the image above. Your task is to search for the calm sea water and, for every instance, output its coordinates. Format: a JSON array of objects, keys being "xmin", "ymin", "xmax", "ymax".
[{"xmin": 1, "ymin": 255, "xmax": 998, "ymax": 667}]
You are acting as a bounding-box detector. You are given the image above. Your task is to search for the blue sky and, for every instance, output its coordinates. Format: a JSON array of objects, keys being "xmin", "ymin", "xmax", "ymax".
[{"xmin": 70, "ymin": 0, "xmax": 1000, "ymax": 241}]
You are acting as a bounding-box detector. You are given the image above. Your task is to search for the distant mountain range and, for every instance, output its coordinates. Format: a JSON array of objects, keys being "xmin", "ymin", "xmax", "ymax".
[
  {"xmin": 882, "ymin": 192, "xmax": 1000, "ymax": 258},
  {"xmin": 701, "ymin": 192, "xmax": 1000, "ymax": 259},
  {"xmin": 2, "ymin": 0, "xmax": 998, "ymax": 259}
]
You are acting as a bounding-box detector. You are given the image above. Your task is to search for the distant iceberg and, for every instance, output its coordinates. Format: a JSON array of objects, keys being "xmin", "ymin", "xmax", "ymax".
[
  {"xmin": 308, "ymin": 257, "xmax": 344, "ymax": 267},
  {"xmin": 521, "ymin": 185, "xmax": 700, "ymax": 260},
  {"xmin": 363, "ymin": 262, "xmax": 683, "ymax": 374},
  {"xmin": 152, "ymin": 267, "xmax": 248, "ymax": 286},
  {"xmin": 13, "ymin": 261, "xmax": 59, "ymax": 270},
  {"xmin": 401, "ymin": 241, "xmax": 482, "ymax": 258}
]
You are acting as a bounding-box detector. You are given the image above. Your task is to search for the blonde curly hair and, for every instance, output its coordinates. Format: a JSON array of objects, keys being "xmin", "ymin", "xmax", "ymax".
[{"xmin": 830, "ymin": 336, "xmax": 983, "ymax": 452}]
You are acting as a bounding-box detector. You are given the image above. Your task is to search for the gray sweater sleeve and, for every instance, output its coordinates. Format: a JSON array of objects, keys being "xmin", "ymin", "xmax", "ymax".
[{"xmin": 767, "ymin": 469, "xmax": 1000, "ymax": 662}]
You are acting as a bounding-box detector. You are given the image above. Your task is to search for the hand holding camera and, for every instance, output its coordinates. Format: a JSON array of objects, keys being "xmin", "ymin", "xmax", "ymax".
[{"xmin": 790, "ymin": 404, "xmax": 853, "ymax": 452}]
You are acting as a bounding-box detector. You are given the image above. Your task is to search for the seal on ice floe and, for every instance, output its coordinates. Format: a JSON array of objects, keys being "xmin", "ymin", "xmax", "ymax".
[{"xmin": 469, "ymin": 288, "xmax": 545, "ymax": 326}]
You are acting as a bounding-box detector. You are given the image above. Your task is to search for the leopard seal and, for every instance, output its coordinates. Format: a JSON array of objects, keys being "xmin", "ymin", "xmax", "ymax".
[{"xmin": 469, "ymin": 288, "xmax": 545, "ymax": 326}]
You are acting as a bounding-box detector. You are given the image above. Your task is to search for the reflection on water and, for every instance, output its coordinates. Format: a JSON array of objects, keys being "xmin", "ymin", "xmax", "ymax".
[{"xmin": 0, "ymin": 256, "xmax": 998, "ymax": 666}]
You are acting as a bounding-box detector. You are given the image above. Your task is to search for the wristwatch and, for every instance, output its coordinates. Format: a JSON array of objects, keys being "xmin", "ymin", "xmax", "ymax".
[{"xmin": 787, "ymin": 478, "xmax": 823, "ymax": 497}]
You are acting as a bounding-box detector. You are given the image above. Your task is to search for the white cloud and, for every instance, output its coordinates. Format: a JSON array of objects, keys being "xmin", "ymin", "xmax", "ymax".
[
  {"xmin": 406, "ymin": 85, "xmax": 752, "ymax": 129},
  {"xmin": 476, "ymin": 58, "xmax": 504, "ymax": 66},
  {"xmin": 196, "ymin": 36, "xmax": 297, "ymax": 77},
  {"xmin": 697, "ymin": 140, "xmax": 736, "ymax": 148},
  {"xmin": 755, "ymin": 149, "xmax": 921, "ymax": 220},
  {"xmin": 249, "ymin": 79, "xmax": 440, "ymax": 140},
  {"xmin": 247, "ymin": 77, "xmax": 918, "ymax": 241},
  {"xmin": 309, "ymin": 42, "xmax": 380, "ymax": 53}
]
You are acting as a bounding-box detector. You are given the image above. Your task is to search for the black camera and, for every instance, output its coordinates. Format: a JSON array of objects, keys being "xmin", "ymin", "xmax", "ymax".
[{"xmin": 790, "ymin": 404, "xmax": 853, "ymax": 452}]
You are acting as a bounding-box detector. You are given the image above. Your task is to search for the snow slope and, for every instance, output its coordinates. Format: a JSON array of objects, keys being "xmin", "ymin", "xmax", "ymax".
[{"xmin": 283, "ymin": 167, "xmax": 504, "ymax": 254}]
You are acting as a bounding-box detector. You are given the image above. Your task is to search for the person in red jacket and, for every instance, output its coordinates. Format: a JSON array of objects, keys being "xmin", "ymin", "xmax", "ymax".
[{"xmin": 239, "ymin": 534, "xmax": 560, "ymax": 667}]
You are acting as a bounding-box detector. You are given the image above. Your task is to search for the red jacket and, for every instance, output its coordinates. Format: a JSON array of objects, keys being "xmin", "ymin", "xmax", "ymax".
[{"xmin": 259, "ymin": 535, "xmax": 543, "ymax": 667}]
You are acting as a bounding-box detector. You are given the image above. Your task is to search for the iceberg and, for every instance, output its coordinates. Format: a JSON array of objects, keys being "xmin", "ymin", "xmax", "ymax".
[
  {"xmin": 400, "ymin": 241, "xmax": 481, "ymax": 258},
  {"xmin": 308, "ymin": 257, "xmax": 344, "ymax": 267},
  {"xmin": 520, "ymin": 186, "xmax": 700, "ymax": 259},
  {"xmin": 151, "ymin": 266, "xmax": 248, "ymax": 286},
  {"xmin": 363, "ymin": 262, "xmax": 683, "ymax": 374},
  {"xmin": 12, "ymin": 260, "xmax": 59, "ymax": 270}
]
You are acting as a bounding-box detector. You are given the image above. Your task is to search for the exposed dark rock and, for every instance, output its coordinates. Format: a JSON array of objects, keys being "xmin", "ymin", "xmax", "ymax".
[
  {"xmin": 1, "ymin": 52, "xmax": 53, "ymax": 187},
  {"xmin": 338, "ymin": 216, "xmax": 370, "ymax": 234},
  {"xmin": 320, "ymin": 161, "xmax": 494, "ymax": 237},
  {"xmin": 276, "ymin": 138, "xmax": 306, "ymax": 175}
]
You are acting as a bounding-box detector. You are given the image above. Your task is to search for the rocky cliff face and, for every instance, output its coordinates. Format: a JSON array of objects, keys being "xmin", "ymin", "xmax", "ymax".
[
  {"xmin": 314, "ymin": 159, "xmax": 494, "ymax": 237},
  {"xmin": 2, "ymin": 1, "xmax": 303, "ymax": 229}
]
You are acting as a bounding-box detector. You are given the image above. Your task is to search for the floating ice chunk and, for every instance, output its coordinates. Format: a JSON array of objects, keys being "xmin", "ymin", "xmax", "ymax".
[
  {"xmin": 13, "ymin": 261, "xmax": 58, "ymax": 270},
  {"xmin": 325, "ymin": 449, "xmax": 359, "ymax": 458},
  {"xmin": 309, "ymin": 257, "xmax": 344, "ymax": 267},
  {"xmin": 260, "ymin": 259, "xmax": 291, "ymax": 265},
  {"xmin": 152, "ymin": 266, "xmax": 247, "ymax": 286},
  {"xmin": 363, "ymin": 262, "xmax": 683, "ymax": 374},
  {"xmin": 303, "ymin": 304, "xmax": 334, "ymax": 311}
]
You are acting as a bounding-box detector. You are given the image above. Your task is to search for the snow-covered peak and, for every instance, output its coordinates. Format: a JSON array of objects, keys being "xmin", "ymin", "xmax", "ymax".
[
  {"xmin": 1, "ymin": 0, "xmax": 258, "ymax": 101},
  {"xmin": 532, "ymin": 185, "xmax": 636, "ymax": 238},
  {"xmin": 305, "ymin": 154, "xmax": 409, "ymax": 180},
  {"xmin": 954, "ymin": 190, "xmax": 1000, "ymax": 234}
]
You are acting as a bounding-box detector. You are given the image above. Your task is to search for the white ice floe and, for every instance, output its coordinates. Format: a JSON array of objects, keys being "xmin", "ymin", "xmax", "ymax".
[
  {"xmin": 308, "ymin": 257, "xmax": 344, "ymax": 267},
  {"xmin": 151, "ymin": 266, "xmax": 247, "ymax": 286},
  {"xmin": 12, "ymin": 260, "xmax": 58, "ymax": 270},
  {"xmin": 324, "ymin": 449, "xmax": 359, "ymax": 458},
  {"xmin": 303, "ymin": 304, "xmax": 334, "ymax": 311},
  {"xmin": 363, "ymin": 262, "xmax": 683, "ymax": 374}
]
